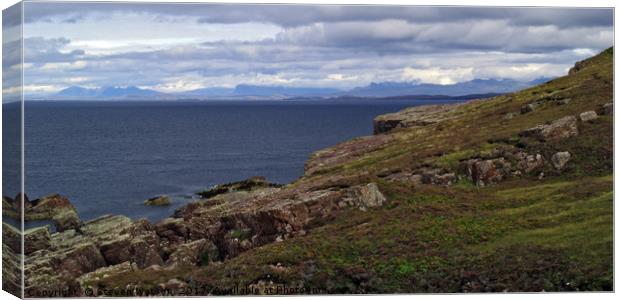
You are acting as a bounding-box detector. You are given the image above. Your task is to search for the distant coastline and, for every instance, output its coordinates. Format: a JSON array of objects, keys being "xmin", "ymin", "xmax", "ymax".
[
  {"xmin": 19, "ymin": 77, "xmax": 551, "ymax": 102},
  {"xmin": 12, "ymin": 92, "xmax": 504, "ymax": 103}
]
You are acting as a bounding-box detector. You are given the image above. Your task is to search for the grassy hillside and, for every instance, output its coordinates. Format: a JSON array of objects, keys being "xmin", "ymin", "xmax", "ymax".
[{"xmin": 91, "ymin": 48, "xmax": 613, "ymax": 293}]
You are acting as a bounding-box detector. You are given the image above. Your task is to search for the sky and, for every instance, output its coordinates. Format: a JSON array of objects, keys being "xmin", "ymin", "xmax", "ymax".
[{"xmin": 1, "ymin": 2, "xmax": 614, "ymax": 98}]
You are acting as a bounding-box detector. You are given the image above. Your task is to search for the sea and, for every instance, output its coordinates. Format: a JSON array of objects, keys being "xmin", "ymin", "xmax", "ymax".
[{"xmin": 2, "ymin": 98, "xmax": 465, "ymax": 227}]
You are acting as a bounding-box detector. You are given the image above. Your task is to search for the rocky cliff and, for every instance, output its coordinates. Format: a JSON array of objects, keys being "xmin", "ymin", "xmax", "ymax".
[{"xmin": 4, "ymin": 47, "xmax": 614, "ymax": 296}]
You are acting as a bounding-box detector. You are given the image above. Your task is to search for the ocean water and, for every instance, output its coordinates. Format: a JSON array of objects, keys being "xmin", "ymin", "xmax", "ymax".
[{"xmin": 3, "ymin": 99, "xmax": 464, "ymax": 225}]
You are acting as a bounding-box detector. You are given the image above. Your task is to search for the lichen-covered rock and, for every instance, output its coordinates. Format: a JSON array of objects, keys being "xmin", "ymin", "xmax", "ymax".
[
  {"xmin": 515, "ymin": 152, "xmax": 546, "ymax": 174},
  {"xmin": 71, "ymin": 215, "xmax": 135, "ymax": 247},
  {"xmin": 347, "ymin": 183, "xmax": 387, "ymax": 211},
  {"xmin": 99, "ymin": 222, "xmax": 163, "ymax": 268},
  {"xmin": 24, "ymin": 213, "xmax": 181, "ymax": 295},
  {"xmin": 172, "ymin": 177, "xmax": 390, "ymax": 261},
  {"xmin": 2, "ymin": 222, "xmax": 21, "ymax": 253},
  {"xmin": 56, "ymin": 242, "xmax": 107, "ymax": 279},
  {"xmin": 155, "ymin": 217, "xmax": 189, "ymax": 244},
  {"xmin": 420, "ymin": 169, "xmax": 457, "ymax": 186},
  {"xmin": 2, "ymin": 225, "xmax": 22, "ymax": 297},
  {"xmin": 579, "ymin": 110, "xmax": 598, "ymax": 122},
  {"xmin": 25, "ymin": 241, "xmax": 106, "ymax": 295},
  {"xmin": 2, "ymin": 243, "xmax": 21, "ymax": 297},
  {"xmin": 539, "ymin": 116, "xmax": 579, "ymax": 141},
  {"xmin": 551, "ymin": 152, "xmax": 572, "ymax": 170},
  {"xmin": 99, "ymin": 235, "xmax": 134, "ymax": 265},
  {"xmin": 144, "ymin": 195, "xmax": 170, "ymax": 206},
  {"xmin": 27, "ymin": 194, "xmax": 77, "ymax": 221},
  {"xmin": 25, "ymin": 214, "xmax": 166, "ymax": 294},
  {"xmin": 521, "ymin": 116, "xmax": 578, "ymax": 141},
  {"xmin": 460, "ymin": 158, "xmax": 511, "ymax": 186},
  {"xmin": 53, "ymin": 210, "xmax": 82, "ymax": 232},
  {"xmin": 24, "ymin": 226, "xmax": 52, "ymax": 254}
]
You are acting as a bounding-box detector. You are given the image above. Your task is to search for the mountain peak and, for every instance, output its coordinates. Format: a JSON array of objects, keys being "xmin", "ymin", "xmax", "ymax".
[{"xmin": 55, "ymin": 85, "xmax": 160, "ymax": 99}]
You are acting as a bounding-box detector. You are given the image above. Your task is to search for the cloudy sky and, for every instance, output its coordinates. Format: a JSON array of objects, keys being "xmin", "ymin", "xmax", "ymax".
[{"xmin": 2, "ymin": 2, "xmax": 614, "ymax": 97}]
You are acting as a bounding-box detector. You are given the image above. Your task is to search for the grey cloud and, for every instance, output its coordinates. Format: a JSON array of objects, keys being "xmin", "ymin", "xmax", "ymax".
[
  {"xmin": 3, "ymin": 39, "xmax": 22, "ymax": 70},
  {"xmin": 22, "ymin": 34, "xmax": 607, "ymax": 92},
  {"xmin": 199, "ymin": 6, "xmax": 613, "ymax": 29},
  {"xmin": 273, "ymin": 19, "xmax": 612, "ymax": 53},
  {"xmin": 507, "ymin": 8, "xmax": 613, "ymax": 28},
  {"xmin": 24, "ymin": 37, "xmax": 86, "ymax": 63},
  {"xmin": 3, "ymin": 3, "xmax": 23, "ymax": 100},
  {"xmin": 15, "ymin": 3, "xmax": 614, "ymax": 93},
  {"xmin": 21, "ymin": 3, "xmax": 613, "ymax": 29}
]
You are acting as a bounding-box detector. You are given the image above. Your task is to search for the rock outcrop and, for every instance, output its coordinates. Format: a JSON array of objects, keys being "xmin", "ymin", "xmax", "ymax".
[
  {"xmin": 24, "ymin": 226, "xmax": 52, "ymax": 254},
  {"xmin": 380, "ymin": 146, "xmax": 551, "ymax": 187},
  {"xmin": 304, "ymin": 134, "xmax": 393, "ymax": 175},
  {"xmin": 455, "ymin": 148, "xmax": 548, "ymax": 186},
  {"xmin": 3, "ymin": 223, "xmax": 21, "ymax": 253},
  {"xmin": 521, "ymin": 116, "xmax": 579, "ymax": 141},
  {"xmin": 53, "ymin": 209, "xmax": 82, "ymax": 232},
  {"xmin": 166, "ymin": 238, "xmax": 218, "ymax": 267},
  {"xmin": 196, "ymin": 176, "xmax": 282, "ymax": 199},
  {"xmin": 144, "ymin": 195, "xmax": 170, "ymax": 206},
  {"xmin": 459, "ymin": 158, "xmax": 511, "ymax": 186},
  {"xmin": 341, "ymin": 183, "xmax": 387, "ymax": 211},
  {"xmin": 3, "ymin": 243, "xmax": 22, "ymax": 297},
  {"xmin": 551, "ymin": 152, "xmax": 572, "ymax": 170},
  {"xmin": 579, "ymin": 110, "xmax": 598, "ymax": 122},
  {"xmin": 373, "ymin": 103, "xmax": 463, "ymax": 134},
  {"xmin": 521, "ymin": 94, "xmax": 572, "ymax": 115},
  {"xmin": 1, "ymin": 221, "xmax": 22, "ymax": 297},
  {"xmin": 4, "ymin": 193, "xmax": 79, "ymax": 221},
  {"xmin": 420, "ymin": 169, "xmax": 457, "ymax": 186},
  {"xmin": 20, "ymin": 174, "xmax": 390, "ymax": 295},
  {"xmin": 3, "ymin": 193, "xmax": 33, "ymax": 219},
  {"xmin": 24, "ymin": 214, "xmax": 155, "ymax": 294},
  {"xmin": 515, "ymin": 153, "xmax": 545, "ymax": 174}
]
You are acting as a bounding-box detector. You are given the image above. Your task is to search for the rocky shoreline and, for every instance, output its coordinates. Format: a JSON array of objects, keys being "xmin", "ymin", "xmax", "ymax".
[
  {"xmin": 5, "ymin": 96, "xmax": 610, "ymax": 296},
  {"xmin": 3, "ymin": 168, "xmax": 392, "ymax": 296},
  {"xmin": 2, "ymin": 48, "xmax": 614, "ymax": 295}
]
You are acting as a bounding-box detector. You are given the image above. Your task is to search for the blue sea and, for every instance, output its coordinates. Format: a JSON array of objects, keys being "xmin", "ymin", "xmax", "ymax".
[{"xmin": 3, "ymin": 99, "xmax": 464, "ymax": 225}]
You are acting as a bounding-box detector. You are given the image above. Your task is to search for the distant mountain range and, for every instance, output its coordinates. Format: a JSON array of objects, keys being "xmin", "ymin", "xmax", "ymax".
[
  {"xmin": 40, "ymin": 77, "xmax": 553, "ymax": 101},
  {"xmin": 55, "ymin": 86, "xmax": 164, "ymax": 99},
  {"xmin": 345, "ymin": 78, "xmax": 551, "ymax": 97}
]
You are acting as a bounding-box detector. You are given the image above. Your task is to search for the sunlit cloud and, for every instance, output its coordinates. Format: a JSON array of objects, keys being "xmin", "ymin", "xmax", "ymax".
[{"xmin": 6, "ymin": 4, "xmax": 613, "ymax": 95}]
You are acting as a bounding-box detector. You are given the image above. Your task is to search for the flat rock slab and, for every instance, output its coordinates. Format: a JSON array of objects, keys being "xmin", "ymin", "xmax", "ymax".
[{"xmin": 373, "ymin": 103, "xmax": 464, "ymax": 134}]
